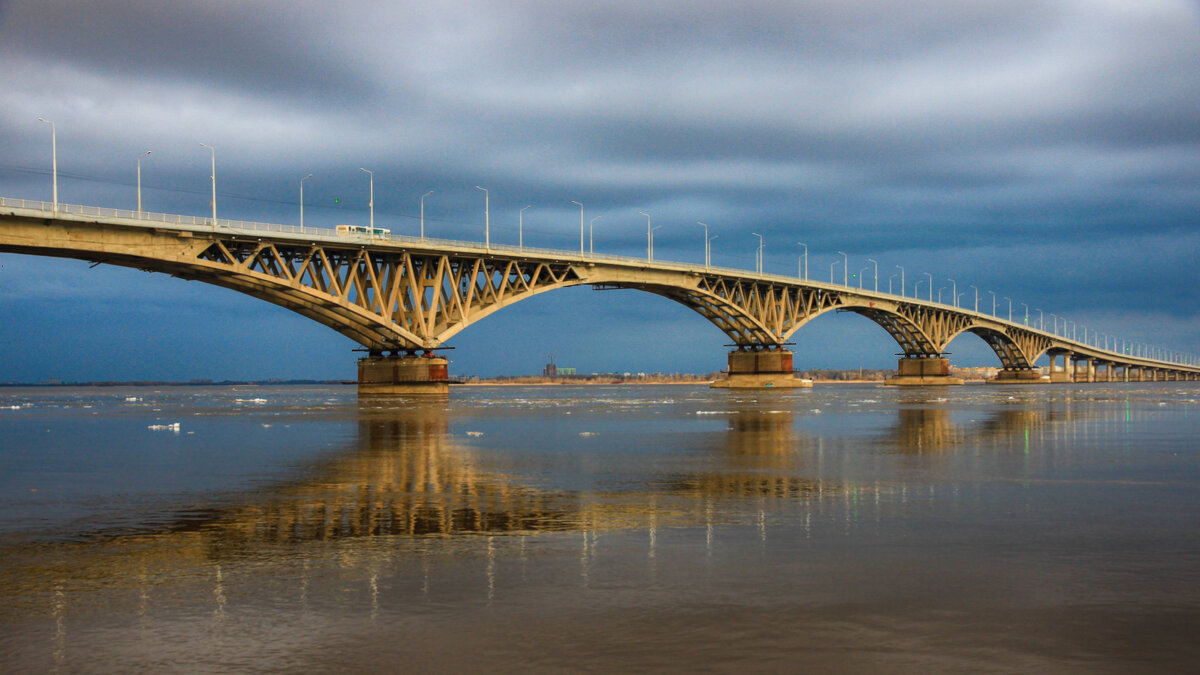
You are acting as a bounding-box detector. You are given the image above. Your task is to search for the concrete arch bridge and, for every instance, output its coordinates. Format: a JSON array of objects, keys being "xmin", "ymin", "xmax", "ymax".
[{"xmin": 2, "ymin": 197, "xmax": 1197, "ymax": 393}]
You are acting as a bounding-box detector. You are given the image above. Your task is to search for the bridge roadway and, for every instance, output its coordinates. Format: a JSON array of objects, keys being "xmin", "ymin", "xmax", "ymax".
[{"xmin": 1, "ymin": 196, "xmax": 1197, "ymax": 392}]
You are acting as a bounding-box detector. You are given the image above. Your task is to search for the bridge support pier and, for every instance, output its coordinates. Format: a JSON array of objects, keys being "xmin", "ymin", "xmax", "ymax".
[
  {"xmin": 1047, "ymin": 352, "xmax": 1074, "ymax": 383},
  {"xmin": 358, "ymin": 351, "xmax": 450, "ymax": 395},
  {"xmin": 710, "ymin": 347, "xmax": 812, "ymax": 389},
  {"xmin": 885, "ymin": 356, "xmax": 963, "ymax": 386},
  {"xmin": 988, "ymin": 368, "xmax": 1047, "ymax": 384}
]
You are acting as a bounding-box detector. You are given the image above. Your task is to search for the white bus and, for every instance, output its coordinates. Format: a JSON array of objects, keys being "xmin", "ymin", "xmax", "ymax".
[{"xmin": 335, "ymin": 224, "xmax": 391, "ymax": 236}]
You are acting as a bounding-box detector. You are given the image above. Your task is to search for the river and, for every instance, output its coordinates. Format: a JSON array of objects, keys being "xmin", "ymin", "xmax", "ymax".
[{"xmin": 1, "ymin": 383, "xmax": 1198, "ymax": 672}]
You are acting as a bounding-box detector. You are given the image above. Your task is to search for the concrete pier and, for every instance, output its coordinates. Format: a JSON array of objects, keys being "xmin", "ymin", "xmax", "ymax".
[
  {"xmin": 885, "ymin": 357, "xmax": 964, "ymax": 386},
  {"xmin": 989, "ymin": 368, "xmax": 1048, "ymax": 384},
  {"xmin": 711, "ymin": 348, "xmax": 813, "ymax": 389},
  {"xmin": 358, "ymin": 352, "xmax": 450, "ymax": 395}
]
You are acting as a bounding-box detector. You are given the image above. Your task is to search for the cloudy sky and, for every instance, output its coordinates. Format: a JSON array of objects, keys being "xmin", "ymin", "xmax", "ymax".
[{"xmin": 1, "ymin": 0, "xmax": 1198, "ymax": 381}]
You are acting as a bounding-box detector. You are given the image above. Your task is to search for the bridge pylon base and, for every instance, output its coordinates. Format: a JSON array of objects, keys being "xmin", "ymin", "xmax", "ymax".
[
  {"xmin": 710, "ymin": 348, "xmax": 813, "ymax": 389},
  {"xmin": 885, "ymin": 357, "xmax": 964, "ymax": 387},
  {"xmin": 358, "ymin": 353, "xmax": 450, "ymax": 395},
  {"xmin": 988, "ymin": 369, "xmax": 1050, "ymax": 385}
]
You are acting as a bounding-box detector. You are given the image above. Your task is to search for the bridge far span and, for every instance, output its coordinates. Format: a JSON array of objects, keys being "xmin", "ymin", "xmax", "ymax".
[{"xmin": 1, "ymin": 197, "xmax": 1197, "ymax": 393}]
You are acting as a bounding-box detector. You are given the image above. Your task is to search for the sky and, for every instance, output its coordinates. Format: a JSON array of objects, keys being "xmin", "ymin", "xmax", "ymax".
[{"xmin": 1, "ymin": 0, "xmax": 1198, "ymax": 382}]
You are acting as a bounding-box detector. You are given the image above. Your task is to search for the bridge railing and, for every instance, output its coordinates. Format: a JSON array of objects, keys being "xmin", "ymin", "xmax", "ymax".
[{"xmin": 3, "ymin": 196, "xmax": 1195, "ymax": 369}]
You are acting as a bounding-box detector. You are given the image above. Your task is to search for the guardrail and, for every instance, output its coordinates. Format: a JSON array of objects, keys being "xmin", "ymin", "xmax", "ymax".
[{"xmin": 2, "ymin": 195, "xmax": 1195, "ymax": 369}]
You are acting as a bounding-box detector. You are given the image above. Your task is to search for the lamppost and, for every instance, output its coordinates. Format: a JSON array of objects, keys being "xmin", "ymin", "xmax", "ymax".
[
  {"xmin": 476, "ymin": 186, "xmax": 490, "ymax": 248},
  {"xmin": 589, "ymin": 216, "xmax": 601, "ymax": 255},
  {"xmin": 988, "ymin": 290, "xmax": 997, "ymax": 316},
  {"xmin": 1036, "ymin": 308, "xmax": 1043, "ymax": 330},
  {"xmin": 830, "ymin": 260, "xmax": 838, "ymax": 284},
  {"xmin": 859, "ymin": 267, "xmax": 869, "ymax": 289},
  {"xmin": 752, "ymin": 233, "xmax": 764, "ymax": 274},
  {"xmin": 37, "ymin": 117, "xmax": 57, "ymax": 212},
  {"xmin": 947, "ymin": 278, "xmax": 957, "ymax": 307},
  {"xmin": 697, "ymin": 222, "xmax": 710, "ymax": 269},
  {"xmin": 797, "ymin": 242, "xmax": 807, "ymax": 280},
  {"xmin": 923, "ymin": 272, "xmax": 932, "ymax": 301},
  {"xmin": 640, "ymin": 211, "xmax": 652, "ymax": 260},
  {"xmin": 137, "ymin": 151, "xmax": 152, "ymax": 217},
  {"xmin": 888, "ymin": 273, "xmax": 896, "ymax": 294},
  {"xmin": 969, "ymin": 285, "xmax": 979, "ymax": 313},
  {"xmin": 867, "ymin": 258, "xmax": 878, "ymax": 292},
  {"xmin": 360, "ymin": 168, "xmax": 374, "ymax": 233},
  {"xmin": 200, "ymin": 143, "xmax": 217, "ymax": 227},
  {"xmin": 519, "ymin": 205, "xmax": 531, "ymax": 250},
  {"xmin": 1050, "ymin": 313, "xmax": 1057, "ymax": 335},
  {"xmin": 1004, "ymin": 297, "xmax": 1012, "ymax": 322},
  {"xmin": 571, "ymin": 200, "xmax": 584, "ymax": 256},
  {"xmin": 895, "ymin": 265, "xmax": 905, "ymax": 297},
  {"xmin": 836, "ymin": 251, "xmax": 848, "ymax": 286},
  {"xmin": 1021, "ymin": 303, "xmax": 1029, "ymax": 325},
  {"xmin": 937, "ymin": 287, "xmax": 945, "ymax": 303},
  {"xmin": 299, "ymin": 173, "xmax": 312, "ymax": 229},
  {"xmin": 421, "ymin": 190, "xmax": 434, "ymax": 240},
  {"xmin": 915, "ymin": 279, "xmax": 924, "ymax": 298}
]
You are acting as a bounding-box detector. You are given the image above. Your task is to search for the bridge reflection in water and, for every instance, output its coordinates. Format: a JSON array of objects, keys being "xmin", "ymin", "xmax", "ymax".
[{"xmin": 0, "ymin": 391, "xmax": 1164, "ymax": 610}]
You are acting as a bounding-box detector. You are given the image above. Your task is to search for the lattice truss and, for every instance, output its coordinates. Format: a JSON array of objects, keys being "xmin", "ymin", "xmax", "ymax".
[
  {"xmin": 967, "ymin": 326, "xmax": 1053, "ymax": 370},
  {"xmin": 195, "ymin": 239, "xmax": 580, "ymax": 349},
  {"xmin": 650, "ymin": 276, "xmax": 848, "ymax": 346},
  {"xmin": 843, "ymin": 303, "xmax": 1050, "ymax": 367}
]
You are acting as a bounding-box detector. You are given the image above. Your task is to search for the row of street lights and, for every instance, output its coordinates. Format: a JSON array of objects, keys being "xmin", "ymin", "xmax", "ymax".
[{"xmin": 27, "ymin": 121, "xmax": 1196, "ymax": 365}]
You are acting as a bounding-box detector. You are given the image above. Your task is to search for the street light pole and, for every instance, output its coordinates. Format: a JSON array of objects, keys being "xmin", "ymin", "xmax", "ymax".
[
  {"xmin": 969, "ymin": 285, "xmax": 979, "ymax": 313},
  {"xmin": 752, "ymin": 233, "xmax": 764, "ymax": 274},
  {"xmin": 640, "ymin": 211, "xmax": 652, "ymax": 260},
  {"xmin": 589, "ymin": 216, "xmax": 601, "ymax": 255},
  {"xmin": 420, "ymin": 190, "xmax": 434, "ymax": 240},
  {"xmin": 1021, "ymin": 303, "xmax": 1029, "ymax": 325},
  {"xmin": 947, "ymin": 278, "xmax": 957, "ymax": 307},
  {"xmin": 519, "ymin": 205, "xmax": 531, "ymax": 250},
  {"xmin": 697, "ymin": 222, "xmax": 709, "ymax": 269},
  {"xmin": 1036, "ymin": 308, "xmax": 1043, "ymax": 330},
  {"xmin": 988, "ymin": 290, "xmax": 997, "ymax": 316},
  {"xmin": 888, "ymin": 274, "xmax": 896, "ymax": 294},
  {"xmin": 360, "ymin": 168, "xmax": 374, "ymax": 233},
  {"xmin": 200, "ymin": 143, "xmax": 217, "ymax": 227},
  {"xmin": 836, "ymin": 251, "xmax": 848, "ymax": 286},
  {"xmin": 37, "ymin": 117, "xmax": 57, "ymax": 212},
  {"xmin": 476, "ymin": 186, "xmax": 490, "ymax": 249},
  {"xmin": 137, "ymin": 151, "xmax": 152, "ymax": 217},
  {"xmin": 867, "ymin": 258, "xmax": 878, "ymax": 292},
  {"xmin": 797, "ymin": 242, "xmax": 807, "ymax": 280},
  {"xmin": 571, "ymin": 201, "xmax": 584, "ymax": 256},
  {"xmin": 923, "ymin": 272, "xmax": 933, "ymax": 301},
  {"xmin": 1005, "ymin": 297, "xmax": 1012, "ymax": 322},
  {"xmin": 895, "ymin": 265, "xmax": 905, "ymax": 297},
  {"xmin": 299, "ymin": 173, "xmax": 312, "ymax": 229}
]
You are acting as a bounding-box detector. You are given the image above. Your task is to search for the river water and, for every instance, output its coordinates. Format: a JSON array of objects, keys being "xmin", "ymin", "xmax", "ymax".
[{"xmin": 1, "ymin": 383, "xmax": 1198, "ymax": 672}]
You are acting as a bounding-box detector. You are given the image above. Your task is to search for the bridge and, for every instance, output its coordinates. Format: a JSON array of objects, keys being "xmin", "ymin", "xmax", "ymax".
[{"xmin": 1, "ymin": 196, "xmax": 1197, "ymax": 393}]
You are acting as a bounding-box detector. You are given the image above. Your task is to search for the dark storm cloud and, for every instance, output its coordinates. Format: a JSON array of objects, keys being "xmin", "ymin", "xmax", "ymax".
[
  {"xmin": 0, "ymin": 0, "xmax": 379, "ymax": 102},
  {"xmin": 1, "ymin": 0, "xmax": 1198, "ymax": 379}
]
